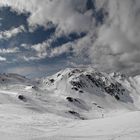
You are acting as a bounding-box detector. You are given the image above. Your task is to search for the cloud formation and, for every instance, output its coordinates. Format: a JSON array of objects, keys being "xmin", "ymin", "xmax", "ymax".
[
  {"xmin": 90, "ymin": 0, "xmax": 140, "ymax": 75},
  {"xmin": 0, "ymin": 47, "xmax": 19, "ymax": 54},
  {"xmin": 22, "ymin": 40, "xmax": 73, "ymax": 61},
  {"xmin": 0, "ymin": 0, "xmax": 94, "ymax": 34},
  {"xmin": 0, "ymin": 25, "xmax": 25, "ymax": 40},
  {"xmin": 0, "ymin": 56, "xmax": 6, "ymax": 61},
  {"xmin": 0, "ymin": 0, "xmax": 140, "ymax": 76}
]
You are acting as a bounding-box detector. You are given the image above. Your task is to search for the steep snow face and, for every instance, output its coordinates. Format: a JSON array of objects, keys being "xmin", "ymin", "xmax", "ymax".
[{"xmin": 111, "ymin": 74, "xmax": 140, "ymax": 109}]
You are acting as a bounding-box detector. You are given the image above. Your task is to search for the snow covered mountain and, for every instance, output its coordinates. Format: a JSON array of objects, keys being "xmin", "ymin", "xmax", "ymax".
[
  {"xmin": 41, "ymin": 68, "xmax": 131, "ymax": 102},
  {"xmin": 0, "ymin": 68, "xmax": 140, "ymax": 120},
  {"xmin": 39, "ymin": 67, "xmax": 140, "ymax": 118},
  {"xmin": 1, "ymin": 68, "xmax": 140, "ymax": 139}
]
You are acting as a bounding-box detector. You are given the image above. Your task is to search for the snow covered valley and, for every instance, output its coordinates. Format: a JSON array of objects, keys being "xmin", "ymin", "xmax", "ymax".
[{"xmin": 0, "ymin": 68, "xmax": 140, "ymax": 140}]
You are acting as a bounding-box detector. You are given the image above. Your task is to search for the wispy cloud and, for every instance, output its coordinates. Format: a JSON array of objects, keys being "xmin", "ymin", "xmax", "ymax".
[
  {"xmin": 0, "ymin": 25, "xmax": 25, "ymax": 40},
  {"xmin": 0, "ymin": 47, "xmax": 19, "ymax": 54}
]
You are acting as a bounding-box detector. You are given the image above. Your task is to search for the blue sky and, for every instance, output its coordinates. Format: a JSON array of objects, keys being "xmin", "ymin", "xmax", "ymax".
[
  {"xmin": 0, "ymin": 0, "xmax": 140, "ymax": 77},
  {"xmin": 0, "ymin": 6, "xmax": 88, "ymax": 77},
  {"xmin": 0, "ymin": 1, "xmax": 97, "ymax": 77}
]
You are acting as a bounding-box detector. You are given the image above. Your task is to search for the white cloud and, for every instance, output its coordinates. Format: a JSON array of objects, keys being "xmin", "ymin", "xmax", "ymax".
[
  {"xmin": 0, "ymin": 25, "xmax": 25, "ymax": 40},
  {"xmin": 31, "ymin": 42, "xmax": 49, "ymax": 59},
  {"xmin": 23, "ymin": 56, "xmax": 41, "ymax": 61},
  {"xmin": 0, "ymin": 0, "xmax": 95, "ymax": 34},
  {"xmin": 49, "ymin": 42, "xmax": 72, "ymax": 57},
  {"xmin": 1, "ymin": 0, "xmax": 140, "ymax": 76},
  {"xmin": 0, "ymin": 56, "xmax": 6, "ymax": 61},
  {"xmin": 0, "ymin": 47, "xmax": 19, "ymax": 54},
  {"xmin": 88, "ymin": 0, "xmax": 140, "ymax": 75},
  {"xmin": 24, "ymin": 40, "xmax": 72, "ymax": 61}
]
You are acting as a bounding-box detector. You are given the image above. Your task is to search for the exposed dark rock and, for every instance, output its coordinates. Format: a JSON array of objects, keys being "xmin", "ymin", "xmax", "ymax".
[
  {"xmin": 68, "ymin": 110, "xmax": 78, "ymax": 115},
  {"xmin": 115, "ymin": 95, "xmax": 120, "ymax": 100},
  {"xmin": 85, "ymin": 73, "xmax": 127, "ymax": 101},
  {"xmin": 32, "ymin": 86, "xmax": 38, "ymax": 90},
  {"xmin": 79, "ymin": 90, "xmax": 84, "ymax": 93},
  {"xmin": 66, "ymin": 97, "xmax": 74, "ymax": 102},
  {"xmin": 66, "ymin": 97, "xmax": 81, "ymax": 104},
  {"xmin": 68, "ymin": 110, "xmax": 85, "ymax": 120},
  {"xmin": 18, "ymin": 95, "xmax": 26, "ymax": 102},
  {"xmin": 71, "ymin": 80, "xmax": 87, "ymax": 89},
  {"xmin": 49, "ymin": 79, "xmax": 54, "ymax": 83},
  {"xmin": 97, "ymin": 106, "xmax": 103, "ymax": 109},
  {"xmin": 68, "ymin": 73, "xmax": 73, "ymax": 78},
  {"xmin": 93, "ymin": 103, "xmax": 97, "ymax": 105},
  {"xmin": 57, "ymin": 73, "xmax": 61, "ymax": 77},
  {"xmin": 72, "ymin": 87, "xmax": 78, "ymax": 91}
]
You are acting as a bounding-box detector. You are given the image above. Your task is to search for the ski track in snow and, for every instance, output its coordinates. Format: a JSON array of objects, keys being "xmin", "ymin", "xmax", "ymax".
[{"xmin": 0, "ymin": 90, "xmax": 18, "ymax": 95}]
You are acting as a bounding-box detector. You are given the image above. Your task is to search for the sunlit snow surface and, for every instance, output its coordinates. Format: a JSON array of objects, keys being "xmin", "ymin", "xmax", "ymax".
[{"xmin": 0, "ymin": 68, "xmax": 140, "ymax": 140}]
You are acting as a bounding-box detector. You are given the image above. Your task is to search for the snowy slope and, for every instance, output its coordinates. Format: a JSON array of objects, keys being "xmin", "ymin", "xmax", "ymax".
[
  {"xmin": 0, "ymin": 68, "xmax": 139, "ymax": 119},
  {"xmin": 49, "ymin": 111, "xmax": 140, "ymax": 140},
  {"xmin": 0, "ymin": 68, "xmax": 140, "ymax": 139}
]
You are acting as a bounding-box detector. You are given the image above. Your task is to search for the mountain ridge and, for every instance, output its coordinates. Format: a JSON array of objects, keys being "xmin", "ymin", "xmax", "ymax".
[{"xmin": 0, "ymin": 67, "xmax": 140, "ymax": 120}]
